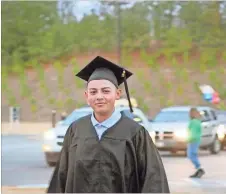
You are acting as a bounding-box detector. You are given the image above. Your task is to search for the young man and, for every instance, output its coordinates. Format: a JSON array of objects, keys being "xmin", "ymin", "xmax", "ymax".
[{"xmin": 47, "ymin": 56, "xmax": 170, "ymax": 193}]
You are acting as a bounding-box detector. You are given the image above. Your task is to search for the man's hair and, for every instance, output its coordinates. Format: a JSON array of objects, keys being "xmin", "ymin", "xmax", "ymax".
[
  {"xmin": 189, "ymin": 107, "xmax": 201, "ymax": 120},
  {"xmin": 86, "ymin": 80, "xmax": 118, "ymax": 90}
]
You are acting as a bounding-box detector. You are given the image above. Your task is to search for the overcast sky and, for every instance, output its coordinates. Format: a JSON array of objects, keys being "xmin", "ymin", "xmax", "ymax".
[
  {"xmin": 72, "ymin": 0, "xmax": 136, "ymax": 21},
  {"xmin": 58, "ymin": 0, "xmax": 226, "ymax": 22}
]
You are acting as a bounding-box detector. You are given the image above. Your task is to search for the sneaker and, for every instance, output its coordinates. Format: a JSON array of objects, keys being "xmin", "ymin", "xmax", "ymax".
[
  {"xmin": 189, "ymin": 170, "xmax": 199, "ymax": 178},
  {"xmin": 196, "ymin": 168, "xmax": 205, "ymax": 178}
]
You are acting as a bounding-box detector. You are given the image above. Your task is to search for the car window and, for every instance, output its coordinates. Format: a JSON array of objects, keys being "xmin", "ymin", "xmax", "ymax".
[
  {"xmin": 200, "ymin": 110, "xmax": 211, "ymax": 122},
  {"xmin": 210, "ymin": 110, "xmax": 217, "ymax": 120},
  {"xmin": 62, "ymin": 110, "xmax": 92, "ymax": 125},
  {"xmin": 153, "ymin": 111, "xmax": 190, "ymax": 122}
]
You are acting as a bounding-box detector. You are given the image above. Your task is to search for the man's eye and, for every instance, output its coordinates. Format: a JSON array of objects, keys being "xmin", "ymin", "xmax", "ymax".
[
  {"xmin": 90, "ymin": 91, "xmax": 96, "ymax": 94},
  {"xmin": 103, "ymin": 90, "xmax": 110, "ymax": 93}
]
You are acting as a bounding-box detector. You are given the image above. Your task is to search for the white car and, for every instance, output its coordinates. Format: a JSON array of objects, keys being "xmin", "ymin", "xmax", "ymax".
[
  {"xmin": 151, "ymin": 106, "xmax": 223, "ymax": 155},
  {"xmin": 42, "ymin": 106, "xmax": 155, "ymax": 166}
]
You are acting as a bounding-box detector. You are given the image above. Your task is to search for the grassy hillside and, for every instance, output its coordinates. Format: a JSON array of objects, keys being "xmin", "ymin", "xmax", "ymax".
[{"xmin": 2, "ymin": 51, "xmax": 226, "ymax": 122}]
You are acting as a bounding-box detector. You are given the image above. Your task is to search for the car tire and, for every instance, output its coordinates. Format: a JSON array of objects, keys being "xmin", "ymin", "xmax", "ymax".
[
  {"xmin": 170, "ymin": 150, "xmax": 177, "ymax": 154},
  {"xmin": 183, "ymin": 151, "xmax": 188, "ymax": 157},
  {"xmin": 209, "ymin": 136, "xmax": 221, "ymax": 154},
  {"xmin": 221, "ymin": 143, "xmax": 224, "ymax": 150},
  {"xmin": 47, "ymin": 161, "xmax": 56, "ymax": 167},
  {"xmin": 45, "ymin": 152, "xmax": 57, "ymax": 167}
]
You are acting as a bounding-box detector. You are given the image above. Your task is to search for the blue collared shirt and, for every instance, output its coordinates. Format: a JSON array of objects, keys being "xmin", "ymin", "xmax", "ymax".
[{"xmin": 91, "ymin": 109, "xmax": 121, "ymax": 140}]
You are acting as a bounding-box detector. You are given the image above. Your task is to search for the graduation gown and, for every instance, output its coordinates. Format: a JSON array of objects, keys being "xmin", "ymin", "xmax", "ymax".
[{"xmin": 47, "ymin": 115, "xmax": 170, "ymax": 193}]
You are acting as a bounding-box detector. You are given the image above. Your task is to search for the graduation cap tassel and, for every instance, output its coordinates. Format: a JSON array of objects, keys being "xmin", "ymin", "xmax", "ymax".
[{"xmin": 122, "ymin": 70, "xmax": 133, "ymax": 113}]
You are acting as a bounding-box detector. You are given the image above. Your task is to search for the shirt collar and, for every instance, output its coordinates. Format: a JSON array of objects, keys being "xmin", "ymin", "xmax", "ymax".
[{"xmin": 91, "ymin": 108, "xmax": 121, "ymax": 128}]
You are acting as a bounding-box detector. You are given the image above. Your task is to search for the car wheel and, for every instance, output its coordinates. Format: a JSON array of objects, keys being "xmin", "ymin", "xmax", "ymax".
[
  {"xmin": 47, "ymin": 161, "xmax": 56, "ymax": 167},
  {"xmin": 209, "ymin": 136, "xmax": 221, "ymax": 154},
  {"xmin": 221, "ymin": 143, "xmax": 224, "ymax": 150},
  {"xmin": 170, "ymin": 150, "xmax": 177, "ymax": 154},
  {"xmin": 45, "ymin": 152, "xmax": 57, "ymax": 167}
]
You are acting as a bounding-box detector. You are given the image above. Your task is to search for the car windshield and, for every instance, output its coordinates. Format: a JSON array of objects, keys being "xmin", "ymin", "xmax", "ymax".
[
  {"xmin": 153, "ymin": 111, "xmax": 190, "ymax": 122},
  {"xmin": 62, "ymin": 110, "xmax": 92, "ymax": 125}
]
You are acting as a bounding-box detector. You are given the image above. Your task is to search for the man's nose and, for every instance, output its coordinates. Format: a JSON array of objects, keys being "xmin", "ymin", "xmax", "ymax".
[{"xmin": 96, "ymin": 91, "xmax": 104, "ymax": 99}]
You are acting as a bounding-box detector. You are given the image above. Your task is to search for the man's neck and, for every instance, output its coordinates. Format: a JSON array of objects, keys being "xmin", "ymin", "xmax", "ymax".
[{"xmin": 94, "ymin": 110, "xmax": 114, "ymax": 123}]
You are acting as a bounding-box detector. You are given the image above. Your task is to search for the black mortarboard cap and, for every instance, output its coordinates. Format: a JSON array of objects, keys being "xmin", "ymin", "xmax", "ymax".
[{"xmin": 75, "ymin": 56, "xmax": 134, "ymax": 112}]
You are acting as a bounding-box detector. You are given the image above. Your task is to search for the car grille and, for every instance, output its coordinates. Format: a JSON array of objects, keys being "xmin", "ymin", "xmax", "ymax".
[
  {"xmin": 155, "ymin": 131, "xmax": 174, "ymax": 140},
  {"xmin": 57, "ymin": 136, "xmax": 64, "ymax": 146},
  {"xmin": 57, "ymin": 142, "xmax": 63, "ymax": 146}
]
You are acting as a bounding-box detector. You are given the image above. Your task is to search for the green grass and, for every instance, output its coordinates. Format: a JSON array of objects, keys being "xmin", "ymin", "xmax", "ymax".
[
  {"xmin": 176, "ymin": 84, "xmax": 184, "ymax": 96},
  {"xmin": 159, "ymin": 95, "xmax": 166, "ymax": 106},
  {"xmin": 2, "ymin": 50, "xmax": 226, "ymax": 115},
  {"xmin": 122, "ymin": 50, "xmax": 133, "ymax": 67},
  {"xmin": 73, "ymin": 63, "xmax": 85, "ymax": 89},
  {"xmin": 30, "ymin": 97, "xmax": 38, "ymax": 113},
  {"xmin": 34, "ymin": 60, "xmax": 50, "ymax": 97},
  {"xmin": 143, "ymin": 81, "xmax": 153, "ymax": 93},
  {"xmin": 18, "ymin": 74, "xmax": 32, "ymax": 97},
  {"xmin": 65, "ymin": 98, "xmax": 75, "ymax": 108},
  {"xmin": 48, "ymin": 98, "xmax": 57, "ymax": 106}
]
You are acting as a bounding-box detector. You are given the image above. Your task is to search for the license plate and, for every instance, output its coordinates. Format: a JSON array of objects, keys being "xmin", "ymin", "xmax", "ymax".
[{"xmin": 156, "ymin": 141, "xmax": 164, "ymax": 147}]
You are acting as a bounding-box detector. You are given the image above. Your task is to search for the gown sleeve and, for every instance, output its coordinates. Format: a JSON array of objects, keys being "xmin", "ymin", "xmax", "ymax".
[
  {"xmin": 134, "ymin": 127, "xmax": 170, "ymax": 193},
  {"xmin": 46, "ymin": 124, "xmax": 74, "ymax": 193}
]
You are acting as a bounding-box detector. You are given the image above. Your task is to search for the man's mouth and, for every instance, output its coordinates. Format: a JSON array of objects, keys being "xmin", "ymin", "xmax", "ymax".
[{"xmin": 96, "ymin": 103, "xmax": 105, "ymax": 106}]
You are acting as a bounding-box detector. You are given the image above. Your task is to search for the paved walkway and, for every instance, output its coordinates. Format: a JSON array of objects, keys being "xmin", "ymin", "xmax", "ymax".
[{"xmin": 1, "ymin": 122, "xmax": 51, "ymax": 135}]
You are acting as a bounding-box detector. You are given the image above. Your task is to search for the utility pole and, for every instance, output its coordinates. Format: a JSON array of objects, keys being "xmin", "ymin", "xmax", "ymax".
[{"xmin": 116, "ymin": 1, "xmax": 122, "ymax": 64}]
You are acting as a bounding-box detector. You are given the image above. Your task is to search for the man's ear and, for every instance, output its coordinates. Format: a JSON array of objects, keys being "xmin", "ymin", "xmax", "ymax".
[
  {"xmin": 84, "ymin": 90, "xmax": 89, "ymax": 105},
  {"xmin": 116, "ymin": 88, "xmax": 122, "ymax": 100}
]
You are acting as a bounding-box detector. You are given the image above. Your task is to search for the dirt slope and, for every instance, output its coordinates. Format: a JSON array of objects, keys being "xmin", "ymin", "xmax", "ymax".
[{"xmin": 2, "ymin": 52, "xmax": 226, "ymax": 122}]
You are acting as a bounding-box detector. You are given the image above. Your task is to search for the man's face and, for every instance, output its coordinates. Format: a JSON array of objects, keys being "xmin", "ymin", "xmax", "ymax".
[{"xmin": 85, "ymin": 80, "xmax": 121, "ymax": 115}]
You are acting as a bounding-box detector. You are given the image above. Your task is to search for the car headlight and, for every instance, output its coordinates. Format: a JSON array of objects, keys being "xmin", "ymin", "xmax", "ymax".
[
  {"xmin": 134, "ymin": 118, "xmax": 142, "ymax": 122},
  {"xmin": 149, "ymin": 131, "xmax": 156, "ymax": 142},
  {"xmin": 174, "ymin": 130, "xmax": 188, "ymax": 140},
  {"xmin": 44, "ymin": 130, "xmax": 56, "ymax": 140},
  {"xmin": 149, "ymin": 130, "xmax": 155, "ymax": 137},
  {"xmin": 217, "ymin": 125, "xmax": 225, "ymax": 140}
]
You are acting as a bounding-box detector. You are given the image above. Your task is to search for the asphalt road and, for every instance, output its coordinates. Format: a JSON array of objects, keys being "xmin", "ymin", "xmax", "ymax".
[{"xmin": 2, "ymin": 135, "xmax": 226, "ymax": 194}]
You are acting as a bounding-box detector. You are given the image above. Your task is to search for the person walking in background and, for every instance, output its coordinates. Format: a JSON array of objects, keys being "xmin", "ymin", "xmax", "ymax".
[{"xmin": 187, "ymin": 107, "xmax": 205, "ymax": 178}]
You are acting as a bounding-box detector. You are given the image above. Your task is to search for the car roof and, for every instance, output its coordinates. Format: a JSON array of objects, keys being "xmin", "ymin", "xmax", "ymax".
[{"xmin": 161, "ymin": 105, "xmax": 213, "ymax": 112}]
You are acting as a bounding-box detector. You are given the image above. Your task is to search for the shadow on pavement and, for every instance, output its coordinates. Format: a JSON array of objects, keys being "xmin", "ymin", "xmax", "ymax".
[{"xmin": 160, "ymin": 151, "xmax": 213, "ymax": 158}]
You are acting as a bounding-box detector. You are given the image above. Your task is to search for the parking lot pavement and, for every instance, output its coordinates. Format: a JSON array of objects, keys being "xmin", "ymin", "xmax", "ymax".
[
  {"xmin": 161, "ymin": 151, "xmax": 226, "ymax": 194},
  {"xmin": 2, "ymin": 135, "xmax": 226, "ymax": 194}
]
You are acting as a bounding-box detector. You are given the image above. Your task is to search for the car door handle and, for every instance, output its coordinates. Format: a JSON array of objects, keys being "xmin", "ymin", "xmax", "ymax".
[{"xmin": 203, "ymin": 124, "xmax": 209, "ymax": 128}]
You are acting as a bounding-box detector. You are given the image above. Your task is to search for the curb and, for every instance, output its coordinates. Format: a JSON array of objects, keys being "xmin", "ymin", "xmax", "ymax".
[
  {"xmin": 2, "ymin": 186, "xmax": 47, "ymax": 194},
  {"xmin": 2, "ymin": 184, "xmax": 48, "ymax": 189},
  {"xmin": 1, "ymin": 134, "xmax": 42, "ymax": 141},
  {"xmin": 16, "ymin": 184, "xmax": 48, "ymax": 189}
]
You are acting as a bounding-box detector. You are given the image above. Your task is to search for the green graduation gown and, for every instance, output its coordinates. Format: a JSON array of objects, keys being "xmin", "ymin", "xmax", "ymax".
[{"xmin": 47, "ymin": 115, "xmax": 170, "ymax": 193}]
